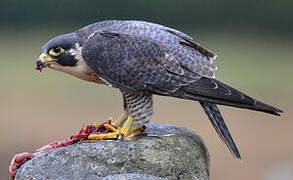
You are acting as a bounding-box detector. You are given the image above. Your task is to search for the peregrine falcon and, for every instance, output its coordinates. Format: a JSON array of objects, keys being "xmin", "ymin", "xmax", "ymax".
[{"xmin": 36, "ymin": 20, "xmax": 282, "ymax": 159}]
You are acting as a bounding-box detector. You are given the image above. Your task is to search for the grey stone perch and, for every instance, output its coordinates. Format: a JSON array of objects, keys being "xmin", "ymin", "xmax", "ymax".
[{"xmin": 15, "ymin": 124, "xmax": 210, "ymax": 180}]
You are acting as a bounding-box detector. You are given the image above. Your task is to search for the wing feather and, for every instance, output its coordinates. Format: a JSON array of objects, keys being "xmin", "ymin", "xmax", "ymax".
[
  {"xmin": 82, "ymin": 31, "xmax": 199, "ymax": 94},
  {"xmin": 78, "ymin": 20, "xmax": 217, "ymax": 78},
  {"xmin": 163, "ymin": 29, "xmax": 217, "ymax": 60},
  {"xmin": 81, "ymin": 30, "xmax": 282, "ymax": 116}
]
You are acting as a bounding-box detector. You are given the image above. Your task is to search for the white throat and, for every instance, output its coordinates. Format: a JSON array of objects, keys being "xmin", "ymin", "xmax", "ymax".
[{"xmin": 48, "ymin": 44, "xmax": 103, "ymax": 84}]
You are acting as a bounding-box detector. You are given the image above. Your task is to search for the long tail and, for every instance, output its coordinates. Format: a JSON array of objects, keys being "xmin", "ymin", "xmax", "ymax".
[
  {"xmin": 169, "ymin": 77, "xmax": 283, "ymax": 158},
  {"xmin": 172, "ymin": 77, "xmax": 283, "ymax": 116},
  {"xmin": 200, "ymin": 101, "xmax": 241, "ymax": 159}
]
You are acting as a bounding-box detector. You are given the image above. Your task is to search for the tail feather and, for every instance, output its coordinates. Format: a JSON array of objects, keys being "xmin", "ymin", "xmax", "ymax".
[
  {"xmin": 171, "ymin": 77, "xmax": 283, "ymax": 116},
  {"xmin": 168, "ymin": 77, "xmax": 283, "ymax": 159},
  {"xmin": 200, "ymin": 101, "xmax": 241, "ymax": 159}
]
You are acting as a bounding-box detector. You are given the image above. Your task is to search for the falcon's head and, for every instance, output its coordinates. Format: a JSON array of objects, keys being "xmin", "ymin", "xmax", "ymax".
[
  {"xmin": 36, "ymin": 33, "xmax": 79, "ymax": 72},
  {"xmin": 36, "ymin": 33, "xmax": 98, "ymax": 82}
]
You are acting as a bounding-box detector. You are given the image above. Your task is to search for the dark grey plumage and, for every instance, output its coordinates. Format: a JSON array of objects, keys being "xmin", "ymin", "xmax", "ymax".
[
  {"xmin": 200, "ymin": 102, "xmax": 241, "ymax": 159},
  {"xmin": 38, "ymin": 20, "xmax": 283, "ymax": 159}
]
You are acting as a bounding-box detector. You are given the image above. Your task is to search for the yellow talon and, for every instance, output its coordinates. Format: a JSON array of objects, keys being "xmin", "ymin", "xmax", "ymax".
[
  {"xmin": 87, "ymin": 113, "xmax": 145, "ymax": 141},
  {"xmin": 128, "ymin": 125, "xmax": 145, "ymax": 135},
  {"xmin": 104, "ymin": 124, "xmax": 118, "ymax": 132},
  {"xmin": 120, "ymin": 116, "xmax": 134, "ymax": 137},
  {"xmin": 88, "ymin": 132, "xmax": 119, "ymax": 140}
]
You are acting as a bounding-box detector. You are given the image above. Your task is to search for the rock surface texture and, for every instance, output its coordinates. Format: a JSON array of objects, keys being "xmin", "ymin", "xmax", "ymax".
[{"xmin": 15, "ymin": 124, "xmax": 209, "ymax": 180}]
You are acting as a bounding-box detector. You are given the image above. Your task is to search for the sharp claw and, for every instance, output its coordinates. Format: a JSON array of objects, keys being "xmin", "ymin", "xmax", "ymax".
[{"xmin": 140, "ymin": 125, "xmax": 146, "ymax": 132}]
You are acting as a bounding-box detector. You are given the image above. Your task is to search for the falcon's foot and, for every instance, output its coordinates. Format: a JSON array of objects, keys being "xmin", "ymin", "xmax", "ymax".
[
  {"xmin": 88, "ymin": 114, "xmax": 145, "ymax": 140},
  {"xmin": 8, "ymin": 115, "xmax": 145, "ymax": 179}
]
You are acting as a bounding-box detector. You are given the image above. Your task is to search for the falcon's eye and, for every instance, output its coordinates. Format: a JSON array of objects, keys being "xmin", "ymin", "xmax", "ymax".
[{"xmin": 49, "ymin": 46, "xmax": 65, "ymax": 57}]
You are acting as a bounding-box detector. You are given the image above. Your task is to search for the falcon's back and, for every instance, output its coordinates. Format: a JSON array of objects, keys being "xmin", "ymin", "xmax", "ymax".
[{"xmin": 76, "ymin": 20, "xmax": 217, "ymax": 78}]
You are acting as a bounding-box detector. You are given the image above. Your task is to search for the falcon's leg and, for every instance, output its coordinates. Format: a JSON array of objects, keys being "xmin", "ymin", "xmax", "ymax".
[
  {"xmin": 88, "ymin": 91, "xmax": 152, "ymax": 140},
  {"xmin": 112, "ymin": 111, "xmax": 129, "ymax": 127},
  {"xmin": 121, "ymin": 91, "xmax": 152, "ymax": 138},
  {"xmin": 88, "ymin": 115, "xmax": 145, "ymax": 140}
]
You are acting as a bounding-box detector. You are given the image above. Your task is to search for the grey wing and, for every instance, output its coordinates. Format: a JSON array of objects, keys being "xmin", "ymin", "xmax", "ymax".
[
  {"xmin": 78, "ymin": 20, "xmax": 217, "ymax": 78},
  {"xmin": 81, "ymin": 31, "xmax": 201, "ymax": 94},
  {"xmin": 81, "ymin": 30, "xmax": 282, "ymax": 115}
]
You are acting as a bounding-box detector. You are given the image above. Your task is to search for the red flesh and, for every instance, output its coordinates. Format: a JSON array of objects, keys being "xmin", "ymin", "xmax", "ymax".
[
  {"xmin": 9, "ymin": 121, "xmax": 116, "ymax": 179},
  {"xmin": 35, "ymin": 59, "xmax": 46, "ymax": 72}
]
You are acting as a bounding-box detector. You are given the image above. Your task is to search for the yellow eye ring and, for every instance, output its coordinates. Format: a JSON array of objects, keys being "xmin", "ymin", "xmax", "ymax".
[{"xmin": 49, "ymin": 47, "xmax": 65, "ymax": 56}]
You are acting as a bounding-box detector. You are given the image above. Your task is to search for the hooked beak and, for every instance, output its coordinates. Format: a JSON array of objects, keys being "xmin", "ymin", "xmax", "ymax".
[{"xmin": 36, "ymin": 53, "xmax": 54, "ymax": 72}]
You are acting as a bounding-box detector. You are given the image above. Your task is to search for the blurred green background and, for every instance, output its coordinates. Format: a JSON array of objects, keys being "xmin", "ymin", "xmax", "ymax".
[{"xmin": 1, "ymin": 0, "xmax": 292, "ymax": 179}]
